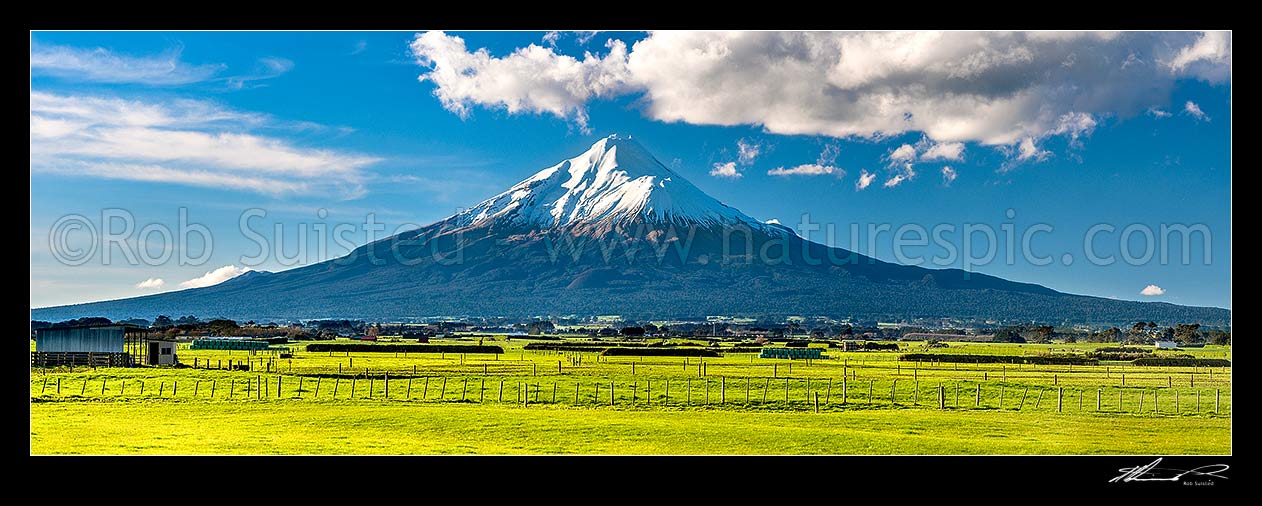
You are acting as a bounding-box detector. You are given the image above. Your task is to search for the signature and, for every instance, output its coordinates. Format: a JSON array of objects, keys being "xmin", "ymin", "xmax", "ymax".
[{"xmin": 1110, "ymin": 458, "xmax": 1229, "ymax": 483}]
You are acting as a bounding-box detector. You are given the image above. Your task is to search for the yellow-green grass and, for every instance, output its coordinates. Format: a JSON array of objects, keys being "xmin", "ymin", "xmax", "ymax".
[
  {"xmin": 31, "ymin": 399, "xmax": 1230, "ymax": 455},
  {"xmin": 29, "ymin": 338, "xmax": 1231, "ymax": 454}
]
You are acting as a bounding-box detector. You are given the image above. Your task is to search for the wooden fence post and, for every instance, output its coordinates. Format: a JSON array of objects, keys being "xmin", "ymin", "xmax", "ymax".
[
  {"xmin": 575, "ymin": 382, "xmax": 580, "ymax": 404},
  {"xmin": 1097, "ymin": 388, "xmax": 1102, "ymax": 411},
  {"xmin": 440, "ymin": 377, "xmax": 447, "ymax": 400},
  {"xmin": 230, "ymin": 378, "xmax": 234, "ymax": 399},
  {"xmin": 868, "ymin": 380, "xmax": 873, "ymax": 405},
  {"xmin": 999, "ymin": 385, "xmax": 1004, "ymax": 409},
  {"xmin": 498, "ymin": 380, "xmax": 504, "ymax": 402},
  {"xmin": 721, "ymin": 377, "xmax": 725, "ymax": 404},
  {"xmin": 814, "ymin": 392, "xmax": 820, "ymax": 413},
  {"xmin": 462, "ymin": 377, "xmax": 468, "ymax": 401},
  {"xmin": 407, "ymin": 377, "xmax": 412, "ymax": 399},
  {"xmin": 1215, "ymin": 389, "xmax": 1219, "ymax": 413},
  {"xmin": 891, "ymin": 379, "xmax": 897, "ymax": 406},
  {"xmin": 610, "ymin": 381, "xmax": 615, "ymax": 406},
  {"xmin": 785, "ymin": 378, "xmax": 790, "ymax": 404},
  {"xmin": 552, "ymin": 382, "xmax": 557, "ymax": 403},
  {"xmin": 211, "ymin": 380, "xmax": 216, "ymax": 398},
  {"xmin": 686, "ymin": 378, "xmax": 691, "ymax": 405},
  {"xmin": 351, "ymin": 377, "xmax": 357, "ymax": 399},
  {"xmin": 1034, "ymin": 388, "xmax": 1043, "ymax": 409},
  {"xmin": 825, "ymin": 379, "xmax": 831, "ymax": 404},
  {"xmin": 1018, "ymin": 387, "xmax": 1028, "ymax": 410},
  {"xmin": 1057, "ymin": 387, "xmax": 1063, "ymax": 413},
  {"xmin": 1175, "ymin": 390, "xmax": 1179, "ymax": 413},
  {"xmin": 763, "ymin": 378, "xmax": 769, "ymax": 403}
]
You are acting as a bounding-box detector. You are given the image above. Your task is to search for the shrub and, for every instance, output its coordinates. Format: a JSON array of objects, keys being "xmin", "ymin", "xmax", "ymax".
[
  {"xmin": 1131, "ymin": 357, "xmax": 1231, "ymax": 367},
  {"xmin": 898, "ymin": 353, "xmax": 1097, "ymax": 365},
  {"xmin": 600, "ymin": 348, "xmax": 721, "ymax": 357}
]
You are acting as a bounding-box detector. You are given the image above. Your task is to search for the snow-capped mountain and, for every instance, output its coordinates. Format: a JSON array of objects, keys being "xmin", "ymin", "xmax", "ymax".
[
  {"xmin": 448, "ymin": 134, "xmax": 784, "ymax": 237},
  {"xmin": 30, "ymin": 135, "xmax": 1230, "ymax": 325}
]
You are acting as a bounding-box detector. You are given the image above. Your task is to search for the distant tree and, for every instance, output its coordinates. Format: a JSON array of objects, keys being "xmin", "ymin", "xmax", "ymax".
[
  {"xmin": 526, "ymin": 321, "xmax": 555, "ymax": 335},
  {"xmin": 1173, "ymin": 323, "xmax": 1202, "ymax": 344},
  {"xmin": 31, "ymin": 320, "xmax": 52, "ymax": 330},
  {"xmin": 1206, "ymin": 329, "xmax": 1231, "ymax": 346},
  {"xmin": 839, "ymin": 325, "xmax": 854, "ymax": 336},
  {"xmin": 1030, "ymin": 325, "xmax": 1055, "ymax": 343},
  {"xmin": 118, "ymin": 318, "xmax": 151, "ymax": 327},
  {"xmin": 52, "ymin": 317, "xmax": 112, "ymax": 328},
  {"xmin": 175, "ymin": 315, "xmax": 200, "ymax": 325},
  {"xmin": 207, "ymin": 319, "xmax": 240, "ymax": 335},
  {"xmin": 598, "ymin": 327, "xmax": 618, "ymax": 337},
  {"xmin": 620, "ymin": 326, "xmax": 646, "ymax": 337},
  {"xmin": 152, "ymin": 315, "xmax": 174, "ymax": 328},
  {"xmin": 992, "ymin": 327, "xmax": 1026, "ymax": 343},
  {"xmin": 643, "ymin": 323, "xmax": 659, "ymax": 335}
]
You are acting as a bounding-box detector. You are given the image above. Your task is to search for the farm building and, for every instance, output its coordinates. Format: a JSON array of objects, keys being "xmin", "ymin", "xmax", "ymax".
[
  {"xmin": 1155, "ymin": 341, "xmax": 1180, "ymax": 349},
  {"xmin": 190, "ymin": 337, "xmax": 271, "ymax": 351},
  {"xmin": 759, "ymin": 347, "xmax": 824, "ymax": 360},
  {"xmin": 32, "ymin": 324, "xmax": 177, "ymax": 367}
]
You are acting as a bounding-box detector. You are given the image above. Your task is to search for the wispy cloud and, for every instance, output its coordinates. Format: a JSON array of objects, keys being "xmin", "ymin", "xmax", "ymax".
[
  {"xmin": 1015, "ymin": 138, "xmax": 1050, "ymax": 162},
  {"xmin": 1184, "ymin": 100, "xmax": 1210, "ymax": 121},
  {"xmin": 737, "ymin": 138, "xmax": 762, "ymax": 165},
  {"xmin": 225, "ymin": 57, "xmax": 295, "ymax": 90},
  {"xmin": 855, "ymin": 170, "xmax": 875, "ymax": 191},
  {"xmin": 30, "ymin": 92, "xmax": 379, "ymax": 198},
  {"xmin": 30, "ymin": 42, "xmax": 225, "ymax": 85},
  {"xmin": 1140, "ymin": 284, "xmax": 1166, "ymax": 296},
  {"xmin": 767, "ymin": 164, "xmax": 843, "ymax": 177},
  {"xmin": 941, "ymin": 166, "xmax": 957, "ymax": 186},
  {"xmin": 709, "ymin": 161, "xmax": 741, "ymax": 179},
  {"xmin": 1147, "ymin": 107, "xmax": 1172, "ymax": 118},
  {"xmin": 349, "ymin": 40, "xmax": 368, "ymax": 55},
  {"xmin": 134, "ymin": 277, "xmax": 165, "ymax": 289},
  {"xmin": 179, "ymin": 265, "xmax": 250, "ymax": 289}
]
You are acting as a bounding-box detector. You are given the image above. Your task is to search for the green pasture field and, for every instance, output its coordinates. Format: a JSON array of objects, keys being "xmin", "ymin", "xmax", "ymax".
[{"xmin": 29, "ymin": 337, "xmax": 1231, "ymax": 455}]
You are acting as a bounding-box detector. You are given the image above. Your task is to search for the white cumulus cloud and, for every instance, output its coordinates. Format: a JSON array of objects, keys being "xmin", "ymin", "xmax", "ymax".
[
  {"xmin": 409, "ymin": 31, "xmax": 633, "ymax": 132},
  {"xmin": 920, "ymin": 142, "xmax": 965, "ymax": 161},
  {"xmin": 1184, "ymin": 100, "xmax": 1210, "ymax": 121},
  {"xmin": 883, "ymin": 174, "xmax": 909, "ymax": 188},
  {"xmin": 1140, "ymin": 284, "xmax": 1166, "ymax": 296},
  {"xmin": 941, "ymin": 166, "xmax": 957, "ymax": 186},
  {"xmin": 134, "ymin": 277, "xmax": 166, "ymax": 289},
  {"xmin": 1147, "ymin": 107, "xmax": 1172, "ymax": 118},
  {"xmin": 410, "ymin": 31, "xmax": 1230, "ymax": 153},
  {"xmin": 179, "ymin": 265, "xmax": 251, "ymax": 289},
  {"xmin": 888, "ymin": 144, "xmax": 917, "ymax": 164},
  {"xmin": 709, "ymin": 161, "xmax": 741, "ymax": 179},
  {"xmin": 1016, "ymin": 137, "xmax": 1051, "ymax": 162},
  {"xmin": 855, "ymin": 170, "xmax": 875, "ymax": 191},
  {"xmin": 768, "ymin": 164, "xmax": 842, "ymax": 177}
]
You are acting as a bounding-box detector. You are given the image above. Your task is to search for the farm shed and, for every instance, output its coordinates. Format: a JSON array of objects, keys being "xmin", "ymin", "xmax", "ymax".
[
  {"xmin": 32, "ymin": 324, "xmax": 146, "ymax": 367},
  {"xmin": 759, "ymin": 347, "xmax": 824, "ymax": 360},
  {"xmin": 1154, "ymin": 341, "xmax": 1180, "ymax": 349}
]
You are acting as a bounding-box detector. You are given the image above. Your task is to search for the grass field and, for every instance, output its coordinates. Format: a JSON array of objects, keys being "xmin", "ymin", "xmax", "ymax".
[{"xmin": 29, "ymin": 338, "xmax": 1232, "ymax": 455}]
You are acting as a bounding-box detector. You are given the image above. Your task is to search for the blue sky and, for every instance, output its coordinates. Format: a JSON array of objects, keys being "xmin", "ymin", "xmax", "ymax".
[{"xmin": 30, "ymin": 31, "xmax": 1231, "ymax": 310}]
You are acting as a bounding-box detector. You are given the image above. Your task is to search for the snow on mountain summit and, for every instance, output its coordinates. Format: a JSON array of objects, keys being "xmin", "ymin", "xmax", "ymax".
[{"xmin": 450, "ymin": 134, "xmax": 775, "ymax": 235}]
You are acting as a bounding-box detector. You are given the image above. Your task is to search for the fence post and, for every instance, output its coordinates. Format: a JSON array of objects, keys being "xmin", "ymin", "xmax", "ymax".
[
  {"xmin": 277, "ymin": 376, "xmax": 282, "ymax": 398},
  {"xmin": 230, "ymin": 378, "xmax": 234, "ymax": 399},
  {"xmin": 1215, "ymin": 389, "xmax": 1219, "ymax": 414},
  {"xmin": 705, "ymin": 378, "xmax": 710, "ymax": 405},
  {"xmin": 610, "ymin": 381, "xmax": 615, "ymax": 406},
  {"xmin": 785, "ymin": 378, "xmax": 790, "ymax": 404},
  {"xmin": 407, "ymin": 377, "xmax": 412, "ymax": 399},
  {"xmin": 383, "ymin": 372, "xmax": 388, "ymax": 399},
  {"xmin": 1018, "ymin": 387, "xmax": 1028, "ymax": 410},
  {"xmin": 976, "ymin": 384, "xmax": 980, "ymax": 407},
  {"xmin": 575, "ymin": 382, "xmax": 581, "ymax": 404},
  {"xmin": 763, "ymin": 378, "xmax": 769, "ymax": 403},
  {"xmin": 1175, "ymin": 390, "xmax": 1179, "ymax": 413},
  {"xmin": 440, "ymin": 377, "xmax": 447, "ymax": 400},
  {"xmin": 868, "ymin": 380, "xmax": 873, "ymax": 405},
  {"xmin": 1097, "ymin": 388, "xmax": 1102, "ymax": 411},
  {"xmin": 351, "ymin": 377, "xmax": 356, "ymax": 399},
  {"xmin": 462, "ymin": 377, "xmax": 468, "ymax": 401},
  {"xmin": 211, "ymin": 380, "xmax": 216, "ymax": 399},
  {"xmin": 313, "ymin": 377, "xmax": 319, "ymax": 398},
  {"xmin": 721, "ymin": 377, "xmax": 725, "ymax": 404},
  {"xmin": 999, "ymin": 385, "xmax": 1004, "ymax": 409},
  {"xmin": 686, "ymin": 378, "xmax": 691, "ymax": 405},
  {"xmin": 499, "ymin": 380, "xmax": 504, "ymax": 402},
  {"xmin": 104, "ymin": 379, "xmax": 109, "ymax": 396},
  {"xmin": 1057, "ymin": 387, "xmax": 1063, "ymax": 413},
  {"xmin": 825, "ymin": 379, "xmax": 831, "ymax": 404},
  {"xmin": 814, "ymin": 392, "xmax": 820, "ymax": 413},
  {"xmin": 1034, "ymin": 388, "xmax": 1043, "ymax": 409},
  {"xmin": 552, "ymin": 382, "xmax": 557, "ymax": 403}
]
